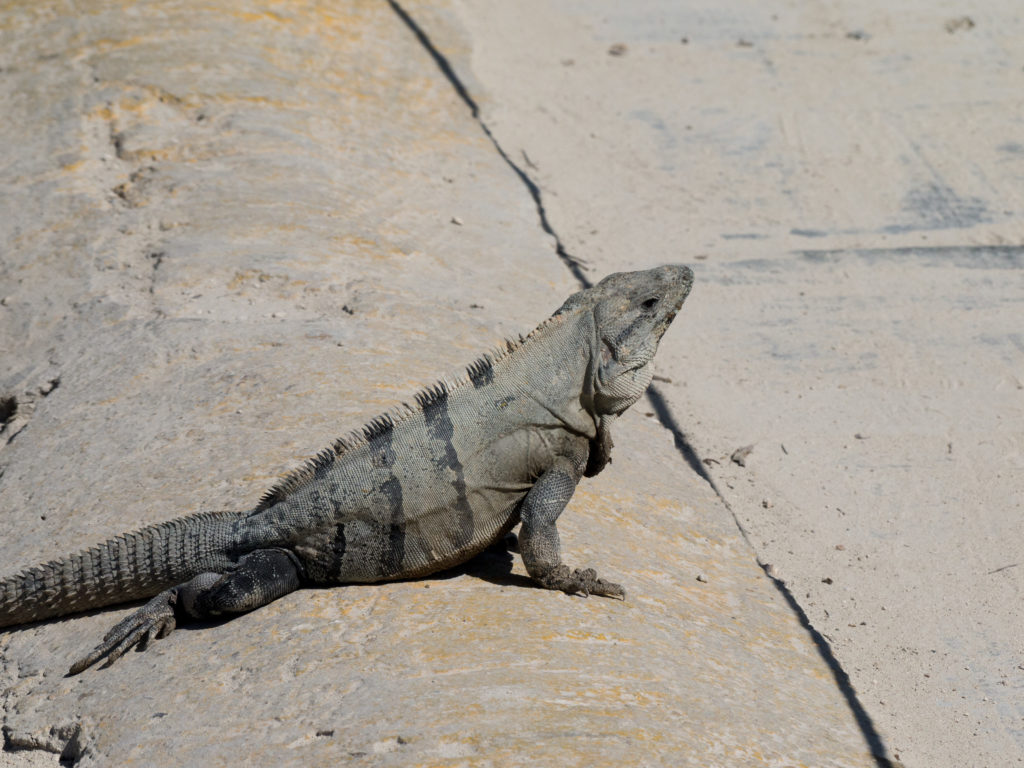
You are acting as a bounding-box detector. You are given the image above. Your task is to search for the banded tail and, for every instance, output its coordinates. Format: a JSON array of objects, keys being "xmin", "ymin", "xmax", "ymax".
[{"xmin": 0, "ymin": 511, "xmax": 242, "ymax": 628}]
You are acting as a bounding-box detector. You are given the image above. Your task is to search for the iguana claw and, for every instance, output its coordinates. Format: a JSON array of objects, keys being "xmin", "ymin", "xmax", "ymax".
[
  {"xmin": 538, "ymin": 564, "xmax": 626, "ymax": 600},
  {"xmin": 68, "ymin": 589, "xmax": 178, "ymax": 675}
]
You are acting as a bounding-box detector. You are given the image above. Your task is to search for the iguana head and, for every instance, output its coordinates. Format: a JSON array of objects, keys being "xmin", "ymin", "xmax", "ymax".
[{"xmin": 560, "ymin": 265, "xmax": 694, "ymax": 416}]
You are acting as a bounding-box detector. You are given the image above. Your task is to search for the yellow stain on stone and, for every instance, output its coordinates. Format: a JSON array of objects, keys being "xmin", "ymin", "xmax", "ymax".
[
  {"xmin": 86, "ymin": 34, "xmax": 162, "ymax": 55},
  {"xmin": 234, "ymin": 9, "xmax": 289, "ymax": 25},
  {"xmin": 225, "ymin": 0, "xmax": 377, "ymax": 48},
  {"xmin": 330, "ymin": 233, "xmax": 399, "ymax": 260}
]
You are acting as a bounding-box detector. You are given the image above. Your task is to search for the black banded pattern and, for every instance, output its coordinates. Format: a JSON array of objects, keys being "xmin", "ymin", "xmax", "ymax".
[
  {"xmin": 252, "ymin": 313, "xmax": 568, "ymax": 514},
  {"xmin": 420, "ymin": 386, "xmax": 475, "ymax": 548}
]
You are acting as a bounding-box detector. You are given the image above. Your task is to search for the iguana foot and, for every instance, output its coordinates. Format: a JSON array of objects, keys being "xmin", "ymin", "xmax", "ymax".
[
  {"xmin": 67, "ymin": 589, "xmax": 178, "ymax": 675},
  {"xmin": 536, "ymin": 564, "xmax": 626, "ymax": 600},
  {"xmin": 66, "ymin": 550, "xmax": 301, "ymax": 675}
]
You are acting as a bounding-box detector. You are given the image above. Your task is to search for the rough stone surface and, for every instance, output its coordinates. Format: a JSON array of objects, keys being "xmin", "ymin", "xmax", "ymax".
[
  {"xmin": 1, "ymin": 415, "xmax": 876, "ymax": 766},
  {"xmin": 3, "ymin": 1, "xmax": 887, "ymax": 766}
]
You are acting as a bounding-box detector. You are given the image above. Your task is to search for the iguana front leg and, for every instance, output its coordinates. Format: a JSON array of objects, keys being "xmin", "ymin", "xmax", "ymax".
[
  {"xmin": 518, "ymin": 457, "xmax": 625, "ymax": 599},
  {"xmin": 68, "ymin": 548, "xmax": 302, "ymax": 674}
]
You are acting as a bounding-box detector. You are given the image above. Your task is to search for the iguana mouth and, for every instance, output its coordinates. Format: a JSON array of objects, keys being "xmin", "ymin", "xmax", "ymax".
[{"xmin": 655, "ymin": 303, "xmax": 683, "ymax": 338}]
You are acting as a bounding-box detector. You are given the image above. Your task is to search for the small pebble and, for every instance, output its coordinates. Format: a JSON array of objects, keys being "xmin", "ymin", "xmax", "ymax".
[
  {"xmin": 945, "ymin": 16, "xmax": 975, "ymax": 33},
  {"xmin": 731, "ymin": 444, "xmax": 754, "ymax": 467}
]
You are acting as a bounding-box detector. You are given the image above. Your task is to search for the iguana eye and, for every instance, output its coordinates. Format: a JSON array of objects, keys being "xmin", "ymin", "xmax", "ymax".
[{"xmin": 641, "ymin": 297, "xmax": 659, "ymax": 310}]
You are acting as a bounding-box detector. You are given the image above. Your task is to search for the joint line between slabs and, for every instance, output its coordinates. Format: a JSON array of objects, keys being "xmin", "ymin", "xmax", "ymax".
[
  {"xmin": 383, "ymin": 5, "xmax": 896, "ymax": 764},
  {"xmin": 645, "ymin": 387, "xmax": 896, "ymax": 767},
  {"xmin": 385, "ymin": 0, "xmax": 590, "ymax": 288}
]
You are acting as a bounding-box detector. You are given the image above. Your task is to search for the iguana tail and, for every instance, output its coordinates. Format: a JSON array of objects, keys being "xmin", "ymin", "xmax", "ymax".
[{"xmin": 0, "ymin": 511, "xmax": 242, "ymax": 628}]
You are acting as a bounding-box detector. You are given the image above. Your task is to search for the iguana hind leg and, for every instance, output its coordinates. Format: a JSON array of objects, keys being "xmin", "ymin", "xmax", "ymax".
[
  {"xmin": 518, "ymin": 459, "xmax": 625, "ymax": 600},
  {"xmin": 68, "ymin": 548, "xmax": 302, "ymax": 674}
]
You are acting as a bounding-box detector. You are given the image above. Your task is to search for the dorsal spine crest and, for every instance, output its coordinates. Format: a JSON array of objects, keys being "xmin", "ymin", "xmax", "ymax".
[{"xmin": 252, "ymin": 310, "xmax": 573, "ymax": 513}]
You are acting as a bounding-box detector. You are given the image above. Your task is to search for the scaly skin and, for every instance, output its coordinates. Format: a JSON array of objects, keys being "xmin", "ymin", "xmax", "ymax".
[{"xmin": 0, "ymin": 265, "xmax": 694, "ymax": 673}]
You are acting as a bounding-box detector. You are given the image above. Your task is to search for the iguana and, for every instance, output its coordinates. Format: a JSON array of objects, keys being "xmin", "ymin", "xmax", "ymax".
[{"xmin": 0, "ymin": 265, "xmax": 693, "ymax": 674}]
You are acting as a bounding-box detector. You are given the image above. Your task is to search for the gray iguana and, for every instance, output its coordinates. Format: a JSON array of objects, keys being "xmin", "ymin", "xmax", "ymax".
[{"xmin": 0, "ymin": 265, "xmax": 693, "ymax": 674}]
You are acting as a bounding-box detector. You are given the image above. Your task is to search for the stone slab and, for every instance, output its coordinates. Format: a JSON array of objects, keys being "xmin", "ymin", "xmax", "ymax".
[
  {"xmin": 447, "ymin": 1, "xmax": 1024, "ymax": 765},
  {"xmin": 2, "ymin": 1, "xmax": 883, "ymax": 765}
]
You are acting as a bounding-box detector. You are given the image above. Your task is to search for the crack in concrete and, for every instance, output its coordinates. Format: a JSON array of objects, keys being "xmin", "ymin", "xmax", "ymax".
[
  {"xmin": 385, "ymin": 2, "xmax": 899, "ymax": 764},
  {"xmin": 3, "ymin": 721, "xmax": 87, "ymax": 765},
  {"xmin": 147, "ymin": 250, "xmax": 166, "ymax": 298},
  {"xmin": 385, "ymin": 0, "xmax": 590, "ymax": 287},
  {"xmin": 1, "ymin": 647, "xmax": 85, "ymax": 763},
  {"xmin": 647, "ymin": 378, "xmax": 895, "ymax": 767},
  {"xmin": 0, "ymin": 377, "xmax": 61, "ymax": 451}
]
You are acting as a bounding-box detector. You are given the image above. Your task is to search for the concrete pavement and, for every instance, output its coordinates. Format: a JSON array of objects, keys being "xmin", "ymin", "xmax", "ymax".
[{"xmin": 5, "ymin": 0, "xmax": 1020, "ymax": 765}]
